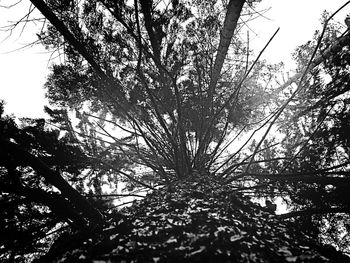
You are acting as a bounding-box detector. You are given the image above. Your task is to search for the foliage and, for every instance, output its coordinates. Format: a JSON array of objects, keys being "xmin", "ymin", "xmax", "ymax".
[
  {"xmin": 0, "ymin": 102, "xmax": 109, "ymax": 261},
  {"xmin": 33, "ymin": 174, "xmax": 350, "ymax": 263},
  {"xmin": 244, "ymin": 17, "xmax": 350, "ymax": 257},
  {"xmin": 39, "ymin": 0, "xmax": 277, "ymax": 179},
  {"xmin": 1, "ymin": 0, "xmax": 350, "ymax": 262}
]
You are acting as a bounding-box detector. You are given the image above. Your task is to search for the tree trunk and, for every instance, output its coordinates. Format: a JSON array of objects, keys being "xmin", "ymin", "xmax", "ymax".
[{"xmin": 209, "ymin": 0, "xmax": 246, "ymax": 99}]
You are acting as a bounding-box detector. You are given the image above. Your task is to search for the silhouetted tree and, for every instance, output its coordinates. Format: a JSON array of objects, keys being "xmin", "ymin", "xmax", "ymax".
[{"xmin": 1, "ymin": 0, "xmax": 350, "ymax": 261}]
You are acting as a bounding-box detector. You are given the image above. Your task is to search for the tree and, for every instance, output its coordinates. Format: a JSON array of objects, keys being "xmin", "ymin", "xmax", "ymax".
[
  {"xmin": 0, "ymin": 101, "xmax": 102, "ymax": 261},
  {"xmin": 33, "ymin": 0, "xmax": 275, "ymax": 180},
  {"xmin": 1, "ymin": 0, "xmax": 350, "ymax": 262}
]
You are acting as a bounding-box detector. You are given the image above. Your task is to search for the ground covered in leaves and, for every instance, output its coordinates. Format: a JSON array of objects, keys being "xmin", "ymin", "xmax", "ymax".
[{"xmin": 36, "ymin": 174, "xmax": 350, "ymax": 262}]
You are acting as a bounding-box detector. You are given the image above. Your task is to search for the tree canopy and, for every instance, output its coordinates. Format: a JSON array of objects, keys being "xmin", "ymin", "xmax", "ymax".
[{"xmin": 1, "ymin": 0, "xmax": 350, "ymax": 262}]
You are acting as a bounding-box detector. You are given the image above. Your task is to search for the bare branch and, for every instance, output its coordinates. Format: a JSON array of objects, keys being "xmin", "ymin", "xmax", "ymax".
[{"xmin": 209, "ymin": 0, "xmax": 246, "ymax": 97}]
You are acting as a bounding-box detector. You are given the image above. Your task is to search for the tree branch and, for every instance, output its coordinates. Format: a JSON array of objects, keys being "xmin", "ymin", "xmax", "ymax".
[
  {"xmin": 30, "ymin": 0, "xmax": 105, "ymax": 78},
  {"xmin": 139, "ymin": 0, "xmax": 161, "ymax": 64},
  {"xmin": 209, "ymin": 0, "xmax": 246, "ymax": 98},
  {"xmin": 277, "ymin": 3, "xmax": 350, "ymax": 92},
  {"xmin": 0, "ymin": 138, "xmax": 103, "ymax": 224}
]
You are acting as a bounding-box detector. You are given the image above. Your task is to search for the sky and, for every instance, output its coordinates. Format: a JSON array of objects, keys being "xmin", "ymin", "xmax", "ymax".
[
  {"xmin": 0, "ymin": 0, "xmax": 349, "ymax": 118},
  {"xmin": 0, "ymin": 1, "xmax": 51, "ymax": 118}
]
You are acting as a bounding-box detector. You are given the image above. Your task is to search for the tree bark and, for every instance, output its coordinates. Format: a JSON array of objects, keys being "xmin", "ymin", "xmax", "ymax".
[{"xmin": 279, "ymin": 207, "xmax": 350, "ymax": 218}]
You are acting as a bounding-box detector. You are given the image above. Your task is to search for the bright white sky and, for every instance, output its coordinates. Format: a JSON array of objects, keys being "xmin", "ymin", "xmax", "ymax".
[{"xmin": 0, "ymin": 0, "xmax": 349, "ymax": 118}]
